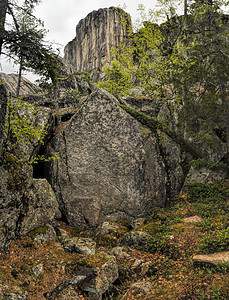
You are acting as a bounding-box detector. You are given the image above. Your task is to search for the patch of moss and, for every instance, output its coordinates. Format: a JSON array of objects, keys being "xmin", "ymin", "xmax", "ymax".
[
  {"xmin": 79, "ymin": 252, "xmax": 112, "ymax": 269},
  {"xmin": 132, "ymin": 221, "xmax": 160, "ymax": 235},
  {"xmin": 189, "ymin": 158, "xmax": 229, "ymax": 171},
  {"xmin": 28, "ymin": 226, "xmax": 49, "ymax": 240},
  {"xmin": 95, "ymin": 234, "xmax": 118, "ymax": 248},
  {"xmin": 114, "ymin": 218, "xmax": 132, "ymax": 229}
]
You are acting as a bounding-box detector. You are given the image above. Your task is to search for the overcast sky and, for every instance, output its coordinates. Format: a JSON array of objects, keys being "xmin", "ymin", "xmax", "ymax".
[{"xmin": 0, "ymin": 0, "xmax": 159, "ymax": 80}]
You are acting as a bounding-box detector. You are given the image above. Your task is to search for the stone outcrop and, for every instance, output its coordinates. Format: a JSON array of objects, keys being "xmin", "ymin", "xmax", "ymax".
[
  {"xmin": 0, "ymin": 72, "xmax": 42, "ymax": 97},
  {"xmin": 46, "ymin": 88, "xmax": 172, "ymax": 229},
  {"xmin": 0, "ymin": 157, "xmax": 61, "ymax": 251},
  {"xmin": 64, "ymin": 7, "xmax": 131, "ymax": 81}
]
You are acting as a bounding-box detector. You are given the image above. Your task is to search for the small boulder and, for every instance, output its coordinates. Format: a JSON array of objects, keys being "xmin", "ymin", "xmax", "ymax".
[
  {"xmin": 130, "ymin": 260, "xmax": 154, "ymax": 277},
  {"xmin": 111, "ymin": 246, "xmax": 129, "ymax": 259},
  {"xmin": 28, "ymin": 225, "xmax": 56, "ymax": 244},
  {"xmin": 183, "ymin": 216, "xmax": 203, "ymax": 224},
  {"xmin": 78, "ymin": 252, "xmax": 119, "ymax": 299},
  {"xmin": 32, "ymin": 263, "xmax": 43, "ymax": 278},
  {"xmin": 118, "ymin": 231, "xmax": 150, "ymax": 247},
  {"xmin": 130, "ymin": 218, "xmax": 146, "ymax": 229},
  {"xmin": 193, "ymin": 251, "xmax": 229, "ymax": 267},
  {"xmin": 128, "ymin": 281, "xmax": 154, "ymax": 295},
  {"xmin": 61, "ymin": 237, "xmax": 96, "ymax": 256},
  {"xmin": 96, "ymin": 221, "xmax": 126, "ymax": 237}
]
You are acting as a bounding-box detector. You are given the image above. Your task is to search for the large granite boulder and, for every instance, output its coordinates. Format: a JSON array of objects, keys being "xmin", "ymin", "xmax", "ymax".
[
  {"xmin": 46, "ymin": 88, "xmax": 179, "ymax": 229},
  {"xmin": 64, "ymin": 7, "xmax": 131, "ymax": 82}
]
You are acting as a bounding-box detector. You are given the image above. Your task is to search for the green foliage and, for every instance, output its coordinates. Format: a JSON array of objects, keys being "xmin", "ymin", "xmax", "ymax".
[
  {"xmin": 189, "ymin": 158, "xmax": 229, "ymax": 171},
  {"xmin": 96, "ymin": 61, "xmax": 133, "ymax": 97},
  {"xmin": 3, "ymin": 1, "xmax": 60, "ymax": 84},
  {"xmin": 102, "ymin": 0, "xmax": 229, "ymax": 153},
  {"xmin": 186, "ymin": 181, "xmax": 228, "ymax": 203},
  {"xmin": 198, "ymin": 227, "xmax": 229, "ymax": 254},
  {"xmin": 4, "ymin": 97, "xmax": 58, "ymax": 164},
  {"xmin": 120, "ymin": 104, "xmax": 205, "ymax": 159},
  {"xmin": 28, "ymin": 226, "xmax": 49, "ymax": 240}
]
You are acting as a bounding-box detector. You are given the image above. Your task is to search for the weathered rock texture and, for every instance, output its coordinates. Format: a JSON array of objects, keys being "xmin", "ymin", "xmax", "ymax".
[
  {"xmin": 64, "ymin": 7, "xmax": 131, "ymax": 81},
  {"xmin": 47, "ymin": 88, "xmax": 172, "ymax": 228},
  {"xmin": 0, "ymin": 157, "xmax": 61, "ymax": 251},
  {"xmin": 0, "ymin": 72, "xmax": 42, "ymax": 96}
]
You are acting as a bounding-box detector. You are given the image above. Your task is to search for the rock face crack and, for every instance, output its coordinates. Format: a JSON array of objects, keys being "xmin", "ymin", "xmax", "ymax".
[
  {"xmin": 62, "ymin": 130, "xmax": 72, "ymax": 183},
  {"xmin": 47, "ymin": 90, "xmax": 173, "ymax": 228}
]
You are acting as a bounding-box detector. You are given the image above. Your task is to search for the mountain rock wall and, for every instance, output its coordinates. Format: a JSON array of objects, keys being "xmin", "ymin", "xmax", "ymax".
[{"xmin": 64, "ymin": 7, "xmax": 131, "ymax": 82}]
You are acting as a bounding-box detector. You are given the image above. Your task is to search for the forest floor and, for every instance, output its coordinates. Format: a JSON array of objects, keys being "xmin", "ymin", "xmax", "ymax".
[{"xmin": 0, "ymin": 180, "xmax": 228, "ymax": 299}]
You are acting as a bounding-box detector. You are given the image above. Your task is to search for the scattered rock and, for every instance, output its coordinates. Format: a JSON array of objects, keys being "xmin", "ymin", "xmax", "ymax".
[
  {"xmin": 3, "ymin": 293, "xmax": 27, "ymax": 300},
  {"xmin": 118, "ymin": 231, "xmax": 150, "ymax": 247},
  {"xmin": 183, "ymin": 216, "xmax": 203, "ymax": 224},
  {"xmin": 182, "ymin": 166, "xmax": 228, "ymax": 189},
  {"xmin": 111, "ymin": 246, "xmax": 130, "ymax": 259},
  {"xmin": 44, "ymin": 275, "xmax": 87, "ymax": 299},
  {"xmin": 61, "ymin": 237, "xmax": 96, "ymax": 256},
  {"xmin": 193, "ymin": 251, "xmax": 229, "ymax": 267},
  {"xmin": 96, "ymin": 221, "xmax": 127, "ymax": 237},
  {"xmin": 128, "ymin": 281, "xmax": 154, "ymax": 295},
  {"xmin": 130, "ymin": 218, "xmax": 146, "ymax": 229},
  {"xmin": 78, "ymin": 253, "xmax": 119, "ymax": 300},
  {"xmin": 32, "ymin": 263, "xmax": 43, "ymax": 278},
  {"xmin": 131, "ymin": 260, "xmax": 154, "ymax": 277},
  {"xmin": 0, "ymin": 286, "xmax": 28, "ymax": 300},
  {"xmin": 28, "ymin": 225, "xmax": 56, "ymax": 244}
]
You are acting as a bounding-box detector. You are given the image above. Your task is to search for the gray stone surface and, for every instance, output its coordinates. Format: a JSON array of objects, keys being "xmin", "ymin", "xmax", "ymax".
[
  {"xmin": 64, "ymin": 7, "xmax": 131, "ymax": 81},
  {"xmin": 19, "ymin": 179, "xmax": 61, "ymax": 236},
  {"xmin": 118, "ymin": 231, "xmax": 150, "ymax": 247},
  {"xmin": 32, "ymin": 263, "xmax": 43, "ymax": 278},
  {"xmin": 61, "ymin": 237, "xmax": 96, "ymax": 256},
  {"xmin": 78, "ymin": 253, "xmax": 118, "ymax": 299},
  {"xmin": 183, "ymin": 166, "xmax": 228, "ymax": 186},
  {"xmin": 0, "ymin": 162, "xmax": 61, "ymax": 251},
  {"xmin": 0, "ymin": 73, "xmax": 42, "ymax": 97},
  {"xmin": 128, "ymin": 281, "xmax": 154, "ymax": 295},
  {"xmin": 32, "ymin": 225, "xmax": 57, "ymax": 245},
  {"xmin": 47, "ymin": 89, "xmax": 168, "ymax": 229}
]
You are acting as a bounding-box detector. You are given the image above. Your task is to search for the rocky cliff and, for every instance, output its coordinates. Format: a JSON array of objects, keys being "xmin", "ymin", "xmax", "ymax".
[{"xmin": 64, "ymin": 7, "xmax": 131, "ymax": 81}]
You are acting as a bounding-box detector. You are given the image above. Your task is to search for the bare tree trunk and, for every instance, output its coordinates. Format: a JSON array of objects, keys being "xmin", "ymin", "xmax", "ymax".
[
  {"xmin": 0, "ymin": 0, "xmax": 8, "ymax": 56},
  {"xmin": 0, "ymin": 0, "xmax": 8, "ymax": 157},
  {"xmin": 184, "ymin": 0, "xmax": 187, "ymax": 29},
  {"xmin": 0, "ymin": 82, "xmax": 7, "ymax": 156},
  {"xmin": 16, "ymin": 60, "xmax": 23, "ymax": 97}
]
